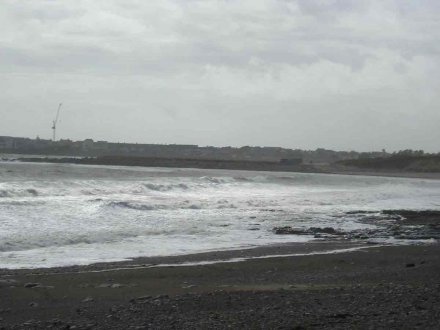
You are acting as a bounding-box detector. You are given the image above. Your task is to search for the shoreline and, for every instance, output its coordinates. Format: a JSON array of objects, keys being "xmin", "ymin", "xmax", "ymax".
[
  {"xmin": 2, "ymin": 208, "xmax": 439, "ymax": 273},
  {"xmin": 1, "ymin": 242, "xmax": 439, "ymax": 329},
  {"xmin": 5, "ymin": 156, "xmax": 440, "ymax": 180},
  {"xmin": 0, "ymin": 240, "xmax": 376, "ymax": 274}
]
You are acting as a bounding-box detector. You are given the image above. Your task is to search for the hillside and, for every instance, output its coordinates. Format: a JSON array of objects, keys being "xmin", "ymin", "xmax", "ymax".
[{"xmin": 338, "ymin": 155, "xmax": 440, "ymax": 172}]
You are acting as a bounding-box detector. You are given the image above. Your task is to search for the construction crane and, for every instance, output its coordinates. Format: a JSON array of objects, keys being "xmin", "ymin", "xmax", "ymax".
[{"xmin": 52, "ymin": 103, "xmax": 62, "ymax": 141}]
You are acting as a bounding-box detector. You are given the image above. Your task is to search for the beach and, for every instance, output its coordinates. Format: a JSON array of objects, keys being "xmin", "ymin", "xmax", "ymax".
[{"xmin": 1, "ymin": 242, "xmax": 439, "ymax": 329}]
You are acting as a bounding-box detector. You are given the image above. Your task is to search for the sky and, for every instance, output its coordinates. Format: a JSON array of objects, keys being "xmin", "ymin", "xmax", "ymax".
[{"xmin": 0, "ymin": 0, "xmax": 439, "ymax": 152}]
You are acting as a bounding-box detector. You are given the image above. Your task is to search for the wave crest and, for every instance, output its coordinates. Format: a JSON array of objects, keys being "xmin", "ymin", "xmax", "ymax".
[
  {"xmin": 142, "ymin": 183, "xmax": 189, "ymax": 192},
  {"xmin": 107, "ymin": 201, "xmax": 158, "ymax": 211},
  {"xmin": 0, "ymin": 188, "xmax": 39, "ymax": 198}
]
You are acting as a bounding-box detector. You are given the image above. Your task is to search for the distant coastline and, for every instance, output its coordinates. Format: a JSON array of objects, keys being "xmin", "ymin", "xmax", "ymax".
[
  {"xmin": 2, "ymin": 134, "xmax": 439, "ymax": 179},
  {"xmin": 0, "ymin": 135, "xmax": 412, "ymax": 163},
  {"xmin": 13, "ymin": 155, "xmax": 315, "ymax": 173},
  {"xmin": 11, "ymin": 154, "xmax": 440, "ymax": 180}
]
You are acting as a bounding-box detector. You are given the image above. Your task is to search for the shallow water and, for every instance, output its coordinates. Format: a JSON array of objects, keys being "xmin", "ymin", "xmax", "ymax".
[{"xmin": 1, "ymin": 161, "xmax": 439, "ymax": 269}]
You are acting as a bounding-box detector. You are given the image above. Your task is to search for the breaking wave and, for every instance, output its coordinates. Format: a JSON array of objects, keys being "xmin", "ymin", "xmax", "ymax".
[
  {"xmin": 104, "ymin": 201, "xmax": 220, "ymax": 211},
  {"xmin": 2, "ymin": 162, "xmax": 440, "ymax": 269},
  {"xmin": 142, "ymin": 183, "xmax": 189, "ymax": 192},
  {"xmin": 0, "ymin": 188, "xmax": 39, "ymax": 198},
  {"xmin": 0, "ymin": 175, "xmax": 330, "ymax": 200},
  {"xmin": 0, "ymin": 228, "xmax": 184, "ymax": 253},
  {"xmin": 106, "ymin": 201, "xmax": 160, "ymax": 211}
]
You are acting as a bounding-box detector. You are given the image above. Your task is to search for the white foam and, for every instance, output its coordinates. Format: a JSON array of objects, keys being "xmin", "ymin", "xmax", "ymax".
[{"xmin": 1, "ymin": 162, "xmax": 440, "ymax": 269}]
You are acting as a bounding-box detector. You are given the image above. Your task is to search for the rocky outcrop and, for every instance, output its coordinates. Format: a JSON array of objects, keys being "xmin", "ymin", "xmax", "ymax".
[
  {"xmin": 273, "ymin": 226, "xmax": 344, "ymax": 237},
  {"xmin": 273, "ymin": 210, "xmax": 440, "ymax": 241}
]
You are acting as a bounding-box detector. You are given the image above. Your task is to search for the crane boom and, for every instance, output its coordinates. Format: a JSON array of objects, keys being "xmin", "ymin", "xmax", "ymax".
[{"xmin": 52, "ymin": 103, "xmax": 63, "ymax": 141}]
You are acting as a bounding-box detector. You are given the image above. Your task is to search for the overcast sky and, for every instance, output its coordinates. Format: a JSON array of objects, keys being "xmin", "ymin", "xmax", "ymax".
[{"xmin": 1, "ymin": 0, "xmax": 439, "ymax": 152}]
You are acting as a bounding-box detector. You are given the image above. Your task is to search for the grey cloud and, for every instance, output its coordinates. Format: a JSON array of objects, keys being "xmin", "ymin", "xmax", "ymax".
[{"xmin": 0, "ymin": 0, "xmax": 439, "ymax": 152}]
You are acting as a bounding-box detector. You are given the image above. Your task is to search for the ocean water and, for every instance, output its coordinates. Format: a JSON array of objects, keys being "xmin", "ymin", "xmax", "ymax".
[{"xmin": 1, "ymin": 161, "xmax": 439, "ymax": 269}]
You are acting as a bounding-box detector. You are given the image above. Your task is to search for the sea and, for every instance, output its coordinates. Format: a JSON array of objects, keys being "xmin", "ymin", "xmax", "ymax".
[{"xmin": 1, "ymin": 158, "xmax": 440, "ymax": 269}]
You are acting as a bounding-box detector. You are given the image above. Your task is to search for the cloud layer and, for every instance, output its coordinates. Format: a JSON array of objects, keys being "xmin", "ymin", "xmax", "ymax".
[{"xmin": 1, "ymin": 0, "xmax": 439, "ymax": 151}]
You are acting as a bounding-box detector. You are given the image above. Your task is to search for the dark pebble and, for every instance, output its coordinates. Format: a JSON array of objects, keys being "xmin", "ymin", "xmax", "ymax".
[{"xmin": 24, "ymin": 283, "xmax": 40, "ymax": 288}]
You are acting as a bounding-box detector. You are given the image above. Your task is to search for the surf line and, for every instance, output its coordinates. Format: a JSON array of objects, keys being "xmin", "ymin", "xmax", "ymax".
[{"xmin": 31, "ymin": 244, "xmax": 386, "ymax": 276}]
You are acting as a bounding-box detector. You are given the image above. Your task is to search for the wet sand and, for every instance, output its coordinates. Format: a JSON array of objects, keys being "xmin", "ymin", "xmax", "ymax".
[{"xmin": 1, "ymin": 242, "xmax": 439, "ymax": 329}]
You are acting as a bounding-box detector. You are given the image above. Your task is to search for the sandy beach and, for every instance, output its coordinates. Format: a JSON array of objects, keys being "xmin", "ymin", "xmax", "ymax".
[{"xmin": 1, "ymin": 242, "xmax": 439, "ymax": 329}]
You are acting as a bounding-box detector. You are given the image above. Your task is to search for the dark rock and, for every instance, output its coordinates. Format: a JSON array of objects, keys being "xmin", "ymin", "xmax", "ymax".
[
  {"xmin": 406, "ymin": 263, "xmax": 415, "ymax": 268},
  {"xmin": 309, "ymin": 227, "xmax": 338, "ymax": 234},
  {"xmin": 24, "ymin": 283, "xmax": 40, "ymax": 288},
  {"xmin": 130, "ymin": 296, "xmax": 152, "ymax": 304},
  {"xmin": 275, "ymin": 226, "xmax": 345, "ymax": 237},
  {"xmin": 273, "ymin": 227, "xmax": 307, "ymax": 235},
  {"xmin": 346, "ymin": 210, "xmax": 376, "ymax": 215},
  {"xmin": 329, "ymin": 313, "xmax": 352, "ymax": 319}
]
